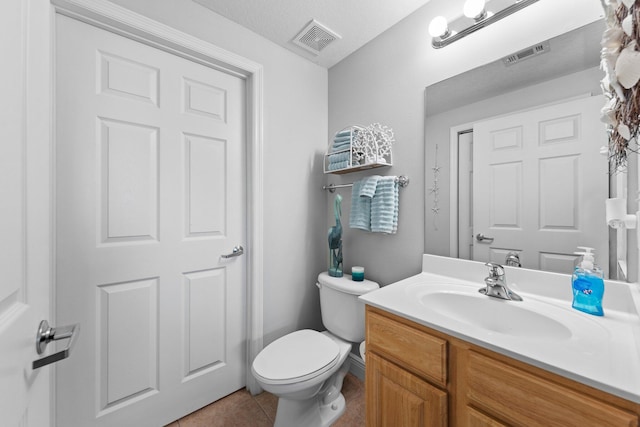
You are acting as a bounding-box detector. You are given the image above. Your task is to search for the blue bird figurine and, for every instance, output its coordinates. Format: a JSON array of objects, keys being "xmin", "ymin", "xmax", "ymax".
[{"xmin": 328, "ymin": 194, "xmax": 343, "ymax": 277}]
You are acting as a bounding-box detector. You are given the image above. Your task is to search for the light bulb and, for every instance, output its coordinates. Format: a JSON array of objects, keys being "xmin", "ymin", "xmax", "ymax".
[
  {"xmin": 428, "ymin": 16, "xmax": 449, "ymax": 38},
  {"xmin": 463, "ymin": 0, "xmax": 487, "ymax": 20}
]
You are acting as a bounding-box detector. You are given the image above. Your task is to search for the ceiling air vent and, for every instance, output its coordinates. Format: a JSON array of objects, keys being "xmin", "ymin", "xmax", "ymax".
[
  {"xmin": 503, "ymin": 41, "xmax": 550, "ymax": 66},
  {"xmin": 292, "ymin": 19, "xmax": 341, "ymax": 55}
]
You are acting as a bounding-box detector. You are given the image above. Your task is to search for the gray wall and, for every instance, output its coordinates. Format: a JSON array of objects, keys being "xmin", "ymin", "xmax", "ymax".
[
  {"xmin": 328, "ymin": 0, "xmax": 604, "ymax": 286},
  {"xmin": 110, "ymin": 0, "xmax": 329, "ymax": 345}
]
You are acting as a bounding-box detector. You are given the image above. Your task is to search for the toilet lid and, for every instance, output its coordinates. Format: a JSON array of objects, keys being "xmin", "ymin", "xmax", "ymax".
[{"xmin": 252, "ymin": 330, "xmax": 340, "ymax": 384}]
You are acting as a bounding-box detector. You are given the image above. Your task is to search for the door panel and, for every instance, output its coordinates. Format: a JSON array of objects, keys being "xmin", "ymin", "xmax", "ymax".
[
  {"xmin": 56, "ymin": 14, "xmax": 246, "ymax": 426},
  {"xmin": 473, "ymin": 96, "xmax": 608, "ymax": 275}
]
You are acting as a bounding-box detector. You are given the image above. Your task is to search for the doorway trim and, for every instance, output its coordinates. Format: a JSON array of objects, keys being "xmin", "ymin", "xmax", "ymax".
[
  {"xmin": 51, "ymin": 0, "xmax": 265, "ymax": 393},
  {"xmin": 449, "ymin": 121, "xmax": 473, "ymax": 259}
]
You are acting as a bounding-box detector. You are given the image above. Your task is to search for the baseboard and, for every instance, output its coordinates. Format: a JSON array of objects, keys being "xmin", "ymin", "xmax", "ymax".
[{"xmin": 348, "ymin": 352, "xmax": 365, "ymax": 381}]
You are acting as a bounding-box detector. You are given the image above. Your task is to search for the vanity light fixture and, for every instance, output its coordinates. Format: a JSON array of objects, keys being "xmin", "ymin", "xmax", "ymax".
[
  {"xmin": 463, "ymin": 0, "xmax": 488, "ymax": 21},
  {"xmin": 429, "ymin": 0, "xmax": 539, "ymax": 49},
  {"xmin": 428, "ymin": 16, "xmax": 450, "ymax": 39}
]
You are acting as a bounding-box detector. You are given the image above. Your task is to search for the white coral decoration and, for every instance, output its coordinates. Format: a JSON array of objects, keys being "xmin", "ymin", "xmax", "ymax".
[
  {"xmin": 352, "ymin": 123, "xmax": 394, "ymax": 164},
  {"xmin": 600, "ymin": 0, "xmax": 640, "ymax": 172}
]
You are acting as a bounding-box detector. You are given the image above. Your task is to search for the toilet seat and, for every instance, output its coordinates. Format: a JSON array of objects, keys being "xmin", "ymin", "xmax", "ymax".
[{"xmin": 252, "ymin": 329, "xmax": 340, "ymax": 385}]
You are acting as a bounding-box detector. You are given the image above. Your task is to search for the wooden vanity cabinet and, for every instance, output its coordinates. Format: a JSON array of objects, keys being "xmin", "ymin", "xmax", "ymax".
[
  {"xmin": 366, "ymin": 308, "xmax": 448, "ymax": 426},
  {"xmin": 367, "ymin": 352, "xmax": 447, "ymax": 426},
  {"xmin": 365, "ymin": 306, "xmax": 640, "ymax": 427}
]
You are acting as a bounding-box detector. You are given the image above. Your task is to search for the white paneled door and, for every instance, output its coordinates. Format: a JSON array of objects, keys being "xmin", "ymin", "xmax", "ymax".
[
  {"xmin": 0, "ymin": 1, "xmax": 50, "ymax": 425},
  {"xmin": 56, "ymin": 15, "xmax": 247, "ymax": 427},
  {"xmin": 473, "ymin": 95, "xmax": 607, "ymax": 275}
]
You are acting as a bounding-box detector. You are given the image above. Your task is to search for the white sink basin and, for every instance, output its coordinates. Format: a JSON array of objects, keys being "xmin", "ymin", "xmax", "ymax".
[
  {"xmin": 403, "ymin": 282, "xmax": 609, "ymax": 345},
  {"xmin": 419, "ymin": 290, "xmax": 572, "ymax": 340}
]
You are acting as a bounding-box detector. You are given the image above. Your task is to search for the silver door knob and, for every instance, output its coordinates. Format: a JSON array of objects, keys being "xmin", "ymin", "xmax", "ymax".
[
  {"xmin": 476, "ymin": 233, "xmax": 494, "ymax": 243},
  {"xmin": 221, "ymin": 245, "xmax": 244, "ymax": 259},
  {"xmin": 32, "ymin": 320, "xmax": 80, "ymax": 369}
]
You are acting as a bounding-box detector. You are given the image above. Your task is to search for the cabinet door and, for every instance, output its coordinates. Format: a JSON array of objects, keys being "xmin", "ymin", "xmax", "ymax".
[
  {"xmin": 366, "ymin": 352, "xmax": 447, "ymax": 427},
  {"xmin": 464, "ymin": 350, "xmax": 639, "ymax": 426},
  {"xmin": 466, "ymin": 407, "xmax": 508, "ymax": 427}
]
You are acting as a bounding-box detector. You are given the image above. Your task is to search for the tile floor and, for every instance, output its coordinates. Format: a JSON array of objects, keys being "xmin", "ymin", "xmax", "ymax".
[{"xmin": 166, "ymin": 373, "xmax": 365, "ymax": 427}]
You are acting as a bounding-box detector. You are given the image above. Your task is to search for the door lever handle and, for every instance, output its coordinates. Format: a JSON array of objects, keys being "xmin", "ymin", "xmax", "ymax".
[
  {"xmin": 476, "ymin": 233, "xmax": 494, "ymax": 243},
  {"xmin": 221, "ymin": 245, "xmax": 244, "ymax": 259},
  {"xmin": 32, "ymin": 320, "xmax": 80, "ymax": 369}
]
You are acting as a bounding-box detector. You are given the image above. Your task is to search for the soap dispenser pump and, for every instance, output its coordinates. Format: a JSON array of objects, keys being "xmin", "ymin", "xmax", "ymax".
[{"xmin": 571, "ymin": 247, "xmax": 604, "ymax": 316}]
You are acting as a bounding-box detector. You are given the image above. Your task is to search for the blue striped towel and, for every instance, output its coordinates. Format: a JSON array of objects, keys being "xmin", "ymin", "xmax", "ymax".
[
  {"xmin": 333, "ymin": 135, "xmax": 351, "ymax": 143},
  {"xmin": 331, "ymin": 140, "xmax": 351, "ymax": 152},
  {"xmin": 370, "ymin": 177, "xmax": 399, "ymax": 234},
  {"xmin": 349, "ymin": 180, "xmax": 371, "ymax": 231},
  {"xmin": 359, "ymin": 175, "xmax": 381, "ymax": 198},
  {"xmin": 328, "ymin": 152, "xmax": 350, "ymax": 163},
  {"xmin": 349, "ymin": 176, "xmax": 400, "ymax": 233},
  {"xmin": 328, "ymin": 160, "xmax": 349, "ymax": 171},
  {"xmin": 335, "ymin": 129, "xmax": 352, "ymax": 138}
]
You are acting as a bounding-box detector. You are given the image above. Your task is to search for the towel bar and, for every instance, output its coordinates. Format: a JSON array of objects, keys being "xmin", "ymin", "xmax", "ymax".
[{"xmin": 323, "ymin": 175, "xmax": 409, "ymax": 193}]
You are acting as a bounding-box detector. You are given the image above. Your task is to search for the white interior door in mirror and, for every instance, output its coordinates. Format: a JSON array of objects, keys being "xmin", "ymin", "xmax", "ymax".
[{"xmin": 473, "ymin": 95, "xmax": 608, "ymax": 276}]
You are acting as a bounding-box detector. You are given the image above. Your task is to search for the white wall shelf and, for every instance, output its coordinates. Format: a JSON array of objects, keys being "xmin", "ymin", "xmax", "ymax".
[{"xmin": 323, "ymin": 125, "xmax": 393, "ymax": 175}]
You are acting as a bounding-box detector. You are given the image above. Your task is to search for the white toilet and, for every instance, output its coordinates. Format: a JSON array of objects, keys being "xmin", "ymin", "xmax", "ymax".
[{"xmin": 251, "ymin": 271, "xmax": 379, "ymax": 427}]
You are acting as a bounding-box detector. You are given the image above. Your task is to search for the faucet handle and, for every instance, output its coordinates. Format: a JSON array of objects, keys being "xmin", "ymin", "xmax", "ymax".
[{"xmin": 485, "ymin": 262, "xmax": 505, "ymax": 278}]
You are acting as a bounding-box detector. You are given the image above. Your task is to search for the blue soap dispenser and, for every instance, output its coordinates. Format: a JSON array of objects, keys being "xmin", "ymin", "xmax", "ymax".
[{"xmin": 571, "ymin": 247, "xmax": 604, "ymax": 316}]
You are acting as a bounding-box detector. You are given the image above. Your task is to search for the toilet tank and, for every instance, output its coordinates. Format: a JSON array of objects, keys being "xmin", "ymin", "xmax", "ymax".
[{"xmin": 317, "ymin": 272, "xmax": 379, "ymax": 342}]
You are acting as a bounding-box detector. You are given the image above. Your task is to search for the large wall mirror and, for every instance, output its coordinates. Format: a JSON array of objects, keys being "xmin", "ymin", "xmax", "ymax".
[{"xmin": 424, "ymin": 19, "xmax": 637, "ymax": 281}]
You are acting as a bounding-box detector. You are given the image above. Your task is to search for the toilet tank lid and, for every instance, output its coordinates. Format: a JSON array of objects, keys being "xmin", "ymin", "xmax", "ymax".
[{"xmin": 317, "ymin": 271, "xmax": 379, "ymax": 295}]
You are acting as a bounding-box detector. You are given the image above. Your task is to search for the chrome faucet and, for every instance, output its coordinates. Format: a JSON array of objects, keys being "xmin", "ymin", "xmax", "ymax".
[
  {"xmin": 479, "ymin": 262, "xmax": 523, "ymax": 301},
  {"xmin": 505, "ymin": 251, "xmax": 521, "ymax": 267}
]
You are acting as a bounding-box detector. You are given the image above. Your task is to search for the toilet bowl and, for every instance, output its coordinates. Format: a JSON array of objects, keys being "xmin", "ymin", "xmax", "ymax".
[
  {"xmin": 359, "ymin": 341, "xmax": 366, "ymax": 363},
  {"xmin": 251, "ymin": 272, "xmax": 379, "ymax": 427},
  {"xmin": 252, "ymin": 330, "xmax": 352, "ymax": 426}
]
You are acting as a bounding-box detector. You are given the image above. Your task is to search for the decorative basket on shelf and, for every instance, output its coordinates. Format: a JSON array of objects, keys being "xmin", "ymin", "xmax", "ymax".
[{"xmin": 323, "ymin": 123, "xmax": 394, "ymax": 174}]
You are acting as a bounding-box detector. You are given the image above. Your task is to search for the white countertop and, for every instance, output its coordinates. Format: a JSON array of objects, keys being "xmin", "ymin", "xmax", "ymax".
[{"xmin": 360, "ymin": 255, "xmax": 640, "ymax": 403}]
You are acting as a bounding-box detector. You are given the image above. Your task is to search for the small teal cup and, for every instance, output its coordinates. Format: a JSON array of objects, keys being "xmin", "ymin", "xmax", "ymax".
[{"xmin": 352, "ymin": 266, "xmax": 364, "ymax": 282}]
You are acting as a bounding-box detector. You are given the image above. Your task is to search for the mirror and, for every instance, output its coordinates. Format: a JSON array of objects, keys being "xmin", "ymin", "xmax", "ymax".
[{"xmin": 424, "ymin": 19, "xmax": 635, "ymax": 280}]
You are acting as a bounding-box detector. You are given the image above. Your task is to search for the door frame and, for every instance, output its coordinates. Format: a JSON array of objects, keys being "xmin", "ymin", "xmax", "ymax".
[
  {"xmin": 448, "ymin": 122, "xmax": 474, "ymax": 258},
  {"xmin": 51, "ymin": 0, "xmax": 265, "ymax": 394}
]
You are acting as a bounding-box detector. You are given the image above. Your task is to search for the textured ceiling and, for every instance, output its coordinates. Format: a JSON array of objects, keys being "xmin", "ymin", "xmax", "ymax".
[{"xmin": 193, "ymin": 0, "xmax": 431, "ymax": 68}]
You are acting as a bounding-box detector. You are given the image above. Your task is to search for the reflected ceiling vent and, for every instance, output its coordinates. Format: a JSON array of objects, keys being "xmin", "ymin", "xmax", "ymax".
[
  {"xmin": 503, "ymin": 41, "xmax": 550, "ymax": 66},
  {"xmin": 292, "ymin": 19, "xmax": 341, "ymax": 55}
]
